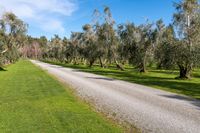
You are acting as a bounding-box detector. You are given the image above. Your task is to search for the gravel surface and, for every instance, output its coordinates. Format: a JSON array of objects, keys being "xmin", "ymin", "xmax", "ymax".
[{"xmin": 31, "ymin": 60, "xmax": 200, "ymax": 133}]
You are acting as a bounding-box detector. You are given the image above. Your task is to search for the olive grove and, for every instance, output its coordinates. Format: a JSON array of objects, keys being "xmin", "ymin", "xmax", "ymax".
[{"xmin": 1, "ymin": 0, "xmax": 200, "ymax": 79}]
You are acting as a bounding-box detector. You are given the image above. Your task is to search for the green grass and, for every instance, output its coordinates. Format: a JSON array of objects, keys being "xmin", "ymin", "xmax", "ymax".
[
  {"xmin": 44, "ymin": 60, "xmax": 200, "ymax": 100},
  {"xmin": 0, "ymin": 60, "xmax": 123, "ymax": 133}
]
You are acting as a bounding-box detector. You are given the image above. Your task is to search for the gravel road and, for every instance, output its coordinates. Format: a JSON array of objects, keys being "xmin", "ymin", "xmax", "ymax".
[{"xmin": 31, "ymin": 60, "xmax": 200, "ymax": 133}]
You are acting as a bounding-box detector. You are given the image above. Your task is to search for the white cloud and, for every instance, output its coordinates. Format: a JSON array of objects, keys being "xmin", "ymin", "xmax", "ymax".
[
  {"xmin": 40, "ymin": 19, "xmax": 65, "ymax": 33},
  {"xmin": 0, "ymin": 0, "xmax": 78, "ymax": 36}
]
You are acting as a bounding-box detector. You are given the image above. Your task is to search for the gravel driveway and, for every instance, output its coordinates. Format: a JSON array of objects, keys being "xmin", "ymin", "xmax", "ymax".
[{"xmin": 31, "ymin": 60, "xmax": 200, "ymax": 133}]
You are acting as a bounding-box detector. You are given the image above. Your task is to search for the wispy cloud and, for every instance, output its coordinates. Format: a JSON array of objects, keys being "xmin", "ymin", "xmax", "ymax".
[{"xmin": 0, "ymin": 0, "xmax": 78, "ymax": 36}]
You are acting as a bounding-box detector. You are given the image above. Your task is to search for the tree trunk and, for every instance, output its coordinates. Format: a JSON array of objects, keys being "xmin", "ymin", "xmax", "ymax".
[
  {"xmin": 83, "ymin": 59, "xmax": 87, "ymax": 65},
  {"xmin": 157, "ymin": 61, "xmax": 163, "ymax": 69},
  {"xmin": 89, "ymin": 59, "xmax": 95, "ymax": 67},
  {"xmin": 139, "ymin": 56, "xmax": 147, "ymax": 73},
  {"xmin": 99, "ymin": 57, "xmax": 104, "ymax": 68},
  {"xmin": 103, "ymin": 59, "xmax": 108, "ymax": 68},
  {"xmin": 115, "ymin": 60, "xmax": 125, "ymax": 71},
  {"xmin": 73, "ymin": 57, "xmax": 78, "ymax": 65},
  {"xmin": 138, "ymin": 62, "xmax": 146, "ymax": 73},
  {"xmin": 112, "ymin": 52, "xmax": 125, "ymax": 71},
  {"xmin": 178, "ymin": 65, "xmax": 192, "ymax": 79}
]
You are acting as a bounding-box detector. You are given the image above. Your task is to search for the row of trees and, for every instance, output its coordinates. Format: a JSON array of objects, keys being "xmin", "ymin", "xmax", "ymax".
[
  {"xmin": 0, "ymin": 0, "xmax": 199, "ymax": 79},
  {"xmin": 0, "ymin": 12, "xmax": 46, "ymax": 67},
  {"xmin": 0, "ymin": 12, "xmax": 27, "ymax": 68},
  {"xmin": 41, "ymin": 0, "xmax": 200, "ymax": 79}
]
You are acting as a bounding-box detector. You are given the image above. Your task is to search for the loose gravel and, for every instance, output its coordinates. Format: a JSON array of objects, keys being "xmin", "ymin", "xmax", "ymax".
[{"xmin": 31, "ymin": 60, "xmax": 200, "ymax": 133}]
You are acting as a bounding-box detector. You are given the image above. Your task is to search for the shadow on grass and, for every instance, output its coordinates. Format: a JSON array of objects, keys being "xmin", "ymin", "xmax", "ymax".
[
  {"xmin": 150, "ymin": 69, "xmax": 178, "ymax": 75},
  {"xmin": 79, "ymin": 69, "xmax": 200, "ymax": 100},
  {"xmin": 0, "ymin": 67, "xmax": 7, "ymax": 71},
  {"xmin": 43, "ymin": 60, "xmax": 200, "ymax": 100},
  {"xmin": 193, "ymin": 73, "xmax": 200, "ymax": 78}
]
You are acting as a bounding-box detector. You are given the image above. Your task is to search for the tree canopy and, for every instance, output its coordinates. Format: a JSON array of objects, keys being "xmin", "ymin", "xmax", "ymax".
[{"xmin": 1, "ymin": 0, "xmax": 200, "ymax": 79}]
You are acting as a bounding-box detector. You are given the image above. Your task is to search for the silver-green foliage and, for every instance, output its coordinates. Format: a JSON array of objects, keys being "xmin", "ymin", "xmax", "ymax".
[
  {"xmin": 173, "ymin": 0, "xmax": 200, "ymax": 78},
  {"xmin": 0, "ymin": 12, "xmax": 27, "ymax": 65}
]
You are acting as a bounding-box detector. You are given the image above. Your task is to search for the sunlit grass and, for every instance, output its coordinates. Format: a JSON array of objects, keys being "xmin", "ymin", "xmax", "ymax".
[
  {"xmin": 44, "ymin": 60, "xmax": 200, "ymax": 100},
  {"xmin": 0, "ymin": 60, "xmax": 123, "ymax": 133}
]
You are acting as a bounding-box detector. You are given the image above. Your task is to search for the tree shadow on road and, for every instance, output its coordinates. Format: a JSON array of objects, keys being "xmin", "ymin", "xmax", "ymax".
[
  {"xmin": 159, "ymin": 94, "xmax": 200, "ymax": 110},
  {"xmin": 86, "ymin": 76, "xmax": 115, "ymax": 81},
  {"xmin": 83, "ymin": 69, "xmax": 200, "ymax": 100},
  {"xmin": 43, "ymin": 61, "xmax": 200, "ymax": 100}
]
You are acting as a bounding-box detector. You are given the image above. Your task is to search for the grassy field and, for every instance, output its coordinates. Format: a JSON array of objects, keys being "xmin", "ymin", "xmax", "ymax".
[
  {"xmin": 44, "ymin": 60, "xmax": 200, "ymax": 100},
  {"xmin": 0, "ymin": 60, "xmax": 123, "ymax": 133}
]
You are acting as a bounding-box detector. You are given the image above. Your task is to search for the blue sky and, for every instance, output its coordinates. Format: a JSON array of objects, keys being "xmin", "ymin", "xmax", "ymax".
[{"xmin": 0, "ymin": 0, "xmax": 179, "ymax": 39}]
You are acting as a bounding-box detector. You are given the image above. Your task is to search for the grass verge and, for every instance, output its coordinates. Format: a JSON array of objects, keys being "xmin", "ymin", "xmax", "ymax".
[
  {"xmin": 43, "ymin": 60, "xmax": 200, "ymax": 100},
  {"xmin": 0, "ymin": 60, "xmax": 123, "ymax": 133}
]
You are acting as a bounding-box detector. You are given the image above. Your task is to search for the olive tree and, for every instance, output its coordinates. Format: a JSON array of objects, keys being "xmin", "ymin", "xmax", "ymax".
[
  {"xmin": 67, "ymin": 32, "xmax": 83, "ymax": 64},
  {"xmin": 95, "ymin": 7, "xmax": 124, "ymax": 70},
  {"xmin": 118, "ymin": 22, "xmax": 156, "ymax": 72},
  {"xmin": 48, "ymin": 35, "xmax": 65, "ymax": 62},
  {"xmin": 173, "ymin": 0, "xmax": 200, "ymax": 78},
  {"xmin": 0, "ymin": 12, "xmax": 27, "ymax": 65},
  {"xmin": 154, "ymin": 24, "xmax": 176, "ymax": 69},
  {"xmin": 80, "ymin": 24, "xmax": 99, "ymax": 67}
]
